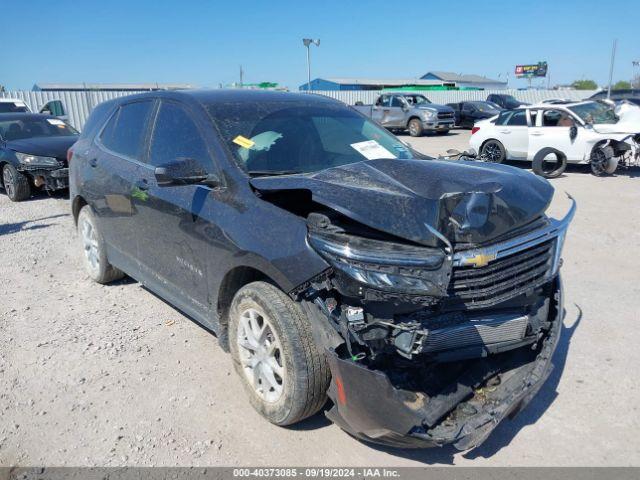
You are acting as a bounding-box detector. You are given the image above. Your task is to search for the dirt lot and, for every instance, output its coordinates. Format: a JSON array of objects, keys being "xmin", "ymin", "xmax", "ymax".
[{"xmin": 1, "ymin": 130, "xmax": 639, "ymax": 467}]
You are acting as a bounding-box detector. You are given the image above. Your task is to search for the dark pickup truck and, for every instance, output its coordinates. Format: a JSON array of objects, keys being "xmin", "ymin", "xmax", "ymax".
[{"xmin": 353, "ymin": 93, "xmax": 455, "ymax": 136}]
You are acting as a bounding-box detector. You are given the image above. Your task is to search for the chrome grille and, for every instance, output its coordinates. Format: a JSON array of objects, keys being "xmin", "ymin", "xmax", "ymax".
[
  {"xmin": 448, "ymin": 240, "xmax": 554, "ymax": 308},
  {"xmin": 437, "ymin": 112, "xmax": 454, "ymax": 120}
]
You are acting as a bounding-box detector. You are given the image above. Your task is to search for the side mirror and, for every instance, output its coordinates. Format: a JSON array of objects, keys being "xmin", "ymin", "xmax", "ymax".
[
  {"xmin": 154, "ymin": 158, "xmax": 221, "ymax": 187},
  {"xmin": 569, "ymin": 125, "xmax": 578, "ymax": 141},
  {"xmin": 401, "ymin": 104, "xmax": 410, "ymax": 112}
]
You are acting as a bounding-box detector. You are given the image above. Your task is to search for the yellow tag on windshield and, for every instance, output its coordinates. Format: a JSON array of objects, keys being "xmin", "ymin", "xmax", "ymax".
[{"xmin": 233, "ymin": 135, "xmax": 255, "ymax": 149}]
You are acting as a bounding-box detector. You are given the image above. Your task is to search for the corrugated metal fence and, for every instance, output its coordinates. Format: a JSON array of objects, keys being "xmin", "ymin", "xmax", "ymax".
[
  {"xmin": 0, "ymin": 90, "xmax": 148, "ymax": 129},
  {"xmin": 1, "ymin": 88, "xmax": 598, "ymax": 130}
]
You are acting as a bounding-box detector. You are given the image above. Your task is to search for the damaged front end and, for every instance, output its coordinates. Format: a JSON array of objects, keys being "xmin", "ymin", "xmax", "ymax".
[{"xmin": 294, "ymin": 199, "xmax": 575, "ymax": 450}]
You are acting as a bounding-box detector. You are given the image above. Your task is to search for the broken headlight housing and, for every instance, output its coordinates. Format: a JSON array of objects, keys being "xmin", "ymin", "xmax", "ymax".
[
  {"xmin": 15, "ymin": 152, "xmax": 59, "ymax": 167},
  {"xmin": 308, "ymin": 231, "xmax": 448, "ymax": 295}
]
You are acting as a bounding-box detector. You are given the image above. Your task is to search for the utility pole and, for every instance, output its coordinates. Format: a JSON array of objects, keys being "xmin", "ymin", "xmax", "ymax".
[
  {"xmin": 302, "ymin": 38, "xmax": 320, "ymax": 91},
  {"xmin": 239, "ymin": 65, "xmax": 244, "ymax": 88},
  {"xmin": 607, "ymin": 39, "xmax": 617, "ymax": 99}
]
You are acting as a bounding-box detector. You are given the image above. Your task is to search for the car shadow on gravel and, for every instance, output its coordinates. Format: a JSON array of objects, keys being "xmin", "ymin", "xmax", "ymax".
[
  {"xmin": 360, "ymin": 304, "xmax": 583, "ymax": 465},
  {"xmin": 0, "ymin": 213, "xmax": 69, "ymax": 236}
]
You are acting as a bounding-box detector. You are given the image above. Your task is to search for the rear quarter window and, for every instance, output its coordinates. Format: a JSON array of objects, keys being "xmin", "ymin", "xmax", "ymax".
[{"xmin": 100, "ymin": 101, "xmax": 154, "ymax": 161}]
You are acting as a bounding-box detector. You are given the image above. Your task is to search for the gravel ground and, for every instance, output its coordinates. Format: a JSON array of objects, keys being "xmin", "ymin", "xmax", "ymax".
[{"xmin": 1, "ymin": 130, "xmax": 639, "ymax": 467}]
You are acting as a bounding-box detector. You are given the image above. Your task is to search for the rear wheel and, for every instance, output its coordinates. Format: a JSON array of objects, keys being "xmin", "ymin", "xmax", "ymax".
[
  {"xmin": 77, "ymin": 206, "xmax": 125, "ymax": 284},
  {"xmin": 407, "ymin": 118, "xmax": 424, "ymax": 137},
  {"xmin": 229, "ymin": 281, "xmax": 330, "ymax": 426},
  {"xmin": 2, "ymin": 164, "xmax": 31, "ymax": 202},
  {"xmin": 481, "ymin": 139, "xmax": 506, "ymax": 163}
]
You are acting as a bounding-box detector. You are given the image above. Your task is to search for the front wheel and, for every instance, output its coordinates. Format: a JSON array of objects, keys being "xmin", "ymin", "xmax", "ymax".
[
  {"xmin": 590, "ymin": 145, "xmax": 618, "ymax": 176},
  {"xmin": 481, "ymin": 139, "xmax": 506, "ymax": 163},
  {"xmin": 229, "ymin": 281, "xmax": 330, "ymax": 426},
  {"xmin": 407, "ymin": 118, "xmax": 424, "ymax": 137},
  {"xmin": 2, "ymin": 164, "xmax": 31, "ymax": 202}
]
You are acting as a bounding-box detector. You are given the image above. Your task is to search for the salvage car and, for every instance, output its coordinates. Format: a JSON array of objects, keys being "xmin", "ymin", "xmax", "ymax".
[
  {"xmin": 0, "ymin": 98, "xmax": 31, "ymax": 113},
  {"xmin": 353, "ymin": 93, "xmax": 455, "ymax": 136},
  {"xmin": 469, "ymin": 100, "xmax": 640, "ymax": 177},
  {"xmin": 447, "ymin": 101, "xmax": 502, "ymax": 129},
  {"xmin": 69, "ymin": 90, "xmax": 574, "ymax": 450},
  {"xmin": 0, "ymin": 113, "xmax": 78, "ymax": 201}
]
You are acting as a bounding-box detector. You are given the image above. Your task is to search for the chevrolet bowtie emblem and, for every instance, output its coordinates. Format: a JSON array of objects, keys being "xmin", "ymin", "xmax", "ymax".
[{"xmin": 463, "ymin": 252, "xmax": 497, "ymax": 268}]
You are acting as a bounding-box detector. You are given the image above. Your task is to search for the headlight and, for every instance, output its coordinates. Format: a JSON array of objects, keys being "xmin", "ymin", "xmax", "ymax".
[
  {"xmin": 308, "ymin": 231, "xmax": 447, "ymax": 295},
  {"xmin": 15, "ymin": 152, "xmax": 59, "ymax": 167},
  {"xmin": 421, "ymin": 110, "xmax": 436, "ymax": 120}
]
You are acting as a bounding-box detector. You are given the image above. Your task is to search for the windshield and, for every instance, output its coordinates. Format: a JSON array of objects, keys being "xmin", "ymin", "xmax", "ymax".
[
  {"xmin": 206, "ymin": 101, "xmax": 415, "ymax": 175},
  {"xmin": 469, "ymin": 101, "xmax": 500, "ymax": 112},
  {"xmin": 403, "ymin": 95, "xmax": 431, "ymax": 105},
  {"xmin": 0, "ymin": 117, "xmax": 78, "ymax": 141},
  {"xmin": 0, "ymin": 102, "xmax": 29, "ymax": 113},
  {"xmin": 568, "ymin": 102, "xmax": 618, "ymax": 124}
]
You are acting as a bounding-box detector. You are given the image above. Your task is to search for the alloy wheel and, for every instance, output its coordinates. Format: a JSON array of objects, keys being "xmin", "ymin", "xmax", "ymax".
[
  {"xmin": 3, "ymin": 167, "xmax": 15, "ymax": 198},
  {"xmin": 484, "ymin": 143, "xmax": 502, "ymax": 162},
  {"xmin": 81, "ymin": 218, "xmax": 100, "ymax": 272},
  {"xmin": 236, "ymin": 307, "xmax": 285, "ymax": 403}
]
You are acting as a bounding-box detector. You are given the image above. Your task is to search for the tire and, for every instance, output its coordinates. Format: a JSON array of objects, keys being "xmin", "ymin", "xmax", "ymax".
[
  {"xmin": 480, "ymin": 139, "xmax": 506, "ymax": 163},
  {"xmin": 407, "ymin": 118, "xmax": 424, "ymax": 137},
  {"xmin": 2, "ymin": 164, "xmax": 31, "ymax": 202},
  {"xmin": 436, "ymin": 129, "xmax": 450, "ymax": 135},
  {"xmin": 77, "ymin": 206, "xmax": 125, "ymax": 284},
  {"xmin": 228, "ymin": 281, "xmax": 330, "ymax": 426},
  {"xmin": 532, "ymin": 147, "xmax": 567, "ymax": 179},
  {"xmin": 590, "ymin": 145, "xmax": 617, "ymax": 176}
]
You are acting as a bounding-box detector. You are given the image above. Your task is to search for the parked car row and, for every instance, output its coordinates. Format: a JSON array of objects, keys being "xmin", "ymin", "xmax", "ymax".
[{"xmin": 2, "ymin": 89, "xmax": 575, "ymax": 452}]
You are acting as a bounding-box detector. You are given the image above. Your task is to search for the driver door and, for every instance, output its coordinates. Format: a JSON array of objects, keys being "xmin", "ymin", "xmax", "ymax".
[
  {"xmin": 527, "ymin": 109, "xmax": 585, "ymax": 161},
  {"xmin": 133, "ymin": 100, "xmax": 220, "ymax": 319}
]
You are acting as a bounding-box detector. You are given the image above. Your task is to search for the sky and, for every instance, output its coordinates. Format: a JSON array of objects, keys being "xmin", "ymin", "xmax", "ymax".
[{"xmin": 1, "ymin": 0, "xmax": 638, "ymax": 91}]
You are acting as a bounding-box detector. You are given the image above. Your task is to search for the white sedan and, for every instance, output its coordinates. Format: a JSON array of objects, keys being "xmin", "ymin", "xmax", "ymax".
[{"xmin": 468, "ymin": 101, "xmax": 640, "ymax": 176}]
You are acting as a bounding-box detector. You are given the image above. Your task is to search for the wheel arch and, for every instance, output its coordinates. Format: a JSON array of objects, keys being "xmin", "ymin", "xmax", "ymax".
[
  {"xmin": 72, "ymin": 195, "xmax": 89, "ymax": 226},
  {"xmin": 216, "ymin": 266, "xmax": 277, "ymax": 330},
  {"xmin": 406, "ymin": 115, "xmax": 422, "ymax": 127}
]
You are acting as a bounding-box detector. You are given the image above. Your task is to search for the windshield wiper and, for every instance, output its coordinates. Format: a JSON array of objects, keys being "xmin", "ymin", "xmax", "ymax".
[{"xmin": 248, "ymin": 169, "xmax": 303, "ymax": 177}]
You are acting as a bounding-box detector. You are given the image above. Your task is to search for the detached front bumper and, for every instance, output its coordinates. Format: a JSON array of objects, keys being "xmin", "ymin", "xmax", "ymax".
[
  {"xmin": 18, "ymin": 165, "xmax": 69, "ymax": 191},
  {"xmin": 324, "ymin": 278, "xmax": 563, "ymax": 450}
]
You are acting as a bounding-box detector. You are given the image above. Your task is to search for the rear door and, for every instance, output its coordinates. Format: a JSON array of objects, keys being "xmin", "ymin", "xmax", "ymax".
[
  {"xmin": 527, "ymin": 108, "xmax": 585, "ymax": 161},
  {"xmin": 494, "ymin": 109, "xmax": 529, "ymax": 159},
  {"xmin": 370, "ymin": 95, "xmax": 390, "ymax": 124},
  {"xmin": 133, "ymin": 100, "xmax": 221, "ymax": 320},
  {"xmin": 91, "ymin": 99, "xmax": 155, "ymax": 274}
]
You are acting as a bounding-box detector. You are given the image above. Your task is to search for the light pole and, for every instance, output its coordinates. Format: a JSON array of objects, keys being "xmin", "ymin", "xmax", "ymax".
[
  {"xmin": 303, "ymin": 38, "xmax": 320, "ymax": 91},
  {"xmin": 633, "ymin": 60, "xmax": 640, "ymax": 88}
]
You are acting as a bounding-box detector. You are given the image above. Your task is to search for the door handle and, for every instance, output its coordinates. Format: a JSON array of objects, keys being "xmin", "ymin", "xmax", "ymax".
[
  {"xmin": 89, "ymin": 158, "xmax": 98, "ymax": 167},
  {"xmin": 499, "ymin": 130, "xmax": 511, "ymax": 134},
  {"xmin": 134, "ymin": 179, "xmax": 149, "ymax": 191},
  {"xmin": 530, "ymin": 131, "xmax": 544, "ymax": 136}
]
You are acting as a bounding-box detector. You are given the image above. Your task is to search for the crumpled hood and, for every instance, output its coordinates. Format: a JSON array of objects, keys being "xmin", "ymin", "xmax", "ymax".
[
  {"xmin": 416, "ymin": 103, "xmax": 454, "ymax": 114},
  {"xmin": 592, "ymin": 103, "xmax": 640, "ymax": 135},
  {"xmin": 251, "ymin": 158, "xmax": 554, "ymax": 247},
  {"xmin": 7, "ymin": 136, "xmax": 78, "ymax": 159}
]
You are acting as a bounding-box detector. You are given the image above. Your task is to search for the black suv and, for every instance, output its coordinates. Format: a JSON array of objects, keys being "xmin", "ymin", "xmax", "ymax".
[{"xmin": 69, "ymin": 90, "xmax": 574, "ymax": 450}]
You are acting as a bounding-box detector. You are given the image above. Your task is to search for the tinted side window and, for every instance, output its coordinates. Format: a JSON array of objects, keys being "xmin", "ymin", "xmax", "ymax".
[
  {"xmin": 100, "ymin": 101, "xmax": 154, "ymax": 160},
  {"xmin": 81, "ymin": 102, "xmax": 113, "ymax": 139},
  {"xmin": 506, "ymin": 110, "xmax": 527, "ymax": 126},
  {"xmin": 495, "ymin": 111, "xmax": 510, "ymax": 125},
  {"xmin": 377, "ymin": 95, "xmax": 391, "ymax": 107},
  {"xmin": 390, "ymin": 96, "xmax": 404, "ymax": 107},
  {"xmin": 149, "ymin": 102, "xmax": 212, "ymax": 171}
]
